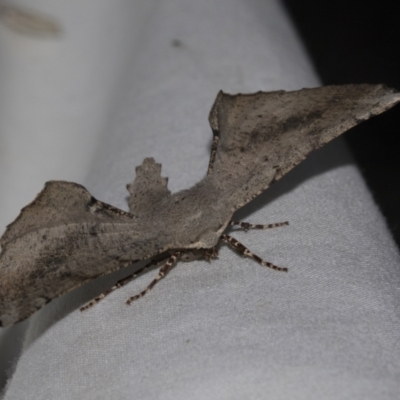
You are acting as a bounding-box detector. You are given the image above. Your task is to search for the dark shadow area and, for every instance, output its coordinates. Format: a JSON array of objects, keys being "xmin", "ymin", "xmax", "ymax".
[
  {"xmin": 0, "ymin": 320, "xmax": 29, "ymax": 396},
  {"xmin": 232, "ymin": 138, "xmax": 353, "ymax": 222},
  {"xmin": 283, "ymin": 0, "xmax": 400, "ymax": 247},
  {"xmin": 19, "ymin": 258, "xmax": 158, "ymax": 348},
  {"xmin": 0, "ymin": 259, "xmax": 162, "ymax": 393}
]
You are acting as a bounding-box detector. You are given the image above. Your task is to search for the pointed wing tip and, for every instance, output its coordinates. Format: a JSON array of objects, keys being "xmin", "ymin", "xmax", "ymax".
[
  {"xmin": 385, "ymin": 87, "xmax": 400, "ymax": 103},
  {"xmin": 374, "ymin": 84, "xmax": 400, "ymax": 111}
]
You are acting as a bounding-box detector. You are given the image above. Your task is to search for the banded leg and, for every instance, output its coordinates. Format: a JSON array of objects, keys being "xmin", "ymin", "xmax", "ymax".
[
  {"xmin": 126, "ymin": 251, "xmax": 182, "ymax": 305},
  {"xmin": 204, "ymin": 246, "xmax": 219, "ymax": 261},
  {"xmin": 80, "ymin": 256, "xmax": 169, "ymax": 312},
  {"xmin": 207, "ymin": 135, "xmax": 219, "ymax": 175},
  {"xmin": 229, "ymin": 220, "xmax": 289, "ymax": 232},
  {"xmin": 221, "ymin": 234, "xmax": 288, "ymax": 272}
]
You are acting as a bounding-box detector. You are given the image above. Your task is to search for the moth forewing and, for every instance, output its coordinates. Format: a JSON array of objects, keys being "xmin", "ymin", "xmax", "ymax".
[{"xmin": 1, "ymin": 84, "xmax": 399, "ymax": 327}]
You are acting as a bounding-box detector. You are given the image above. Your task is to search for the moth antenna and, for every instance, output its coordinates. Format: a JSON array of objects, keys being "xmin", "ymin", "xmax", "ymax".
[
  {"xmin": 126, "ymin": 251, "xmax": 182, "ymax": 305},
  {"xmin": 229, "ymin": 220, "xmax": 289, "ymax": 232},
  {"xmin": 221, "ymin": 234, "xmax": 288, "ymax": 272},
  {"xmin": 206, "ymin": 135, "xmax": 219, "ymax": 175},
  {"xmin": 80, "ymin": 257, "xmax": 168, "ymax": 312}
]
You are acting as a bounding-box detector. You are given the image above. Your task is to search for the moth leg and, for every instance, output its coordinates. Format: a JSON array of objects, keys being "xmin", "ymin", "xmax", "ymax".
[
  {"xmin": 204, "ymin": 246, "xmax": 219, "ymax": 261},
  {"xmin": 229, "ymin": 220, "xmax": 289, "ymax": 232},
  {"xmin": 80, "ymin": 257, "xmax": 168, "ymax": 312},
  {"xmin": 206, "ymin": 135, "xmax": 219, "ymax": 175},
  {"xmin": 126, "ymin": 251, "xmax": 182, "ymax": 305},
  {"xmin": 221, "ymin": 234, "xmax": 288, "ymax": 272}
]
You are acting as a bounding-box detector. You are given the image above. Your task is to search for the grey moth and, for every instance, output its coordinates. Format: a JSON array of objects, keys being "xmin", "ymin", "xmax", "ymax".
[{"xmin": 0, "ymin": 84, "xmax": 399, "ymax": 327}]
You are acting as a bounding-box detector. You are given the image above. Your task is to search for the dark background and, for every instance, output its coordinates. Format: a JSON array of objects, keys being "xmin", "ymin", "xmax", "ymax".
[{"xmin": 283, "ymin": 0, "xmax": 400, "ymax": 248}]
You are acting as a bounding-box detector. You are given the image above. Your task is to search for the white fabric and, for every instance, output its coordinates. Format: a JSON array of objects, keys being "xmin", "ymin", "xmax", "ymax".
[{"xmin": 1, "ymin": 0, "xmax": 399, "ymax": 399}]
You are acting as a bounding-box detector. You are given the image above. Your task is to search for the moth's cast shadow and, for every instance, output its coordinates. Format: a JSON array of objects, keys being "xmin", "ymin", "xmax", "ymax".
[
  {"xmin": 19, "ymin": 259, "xmax": 161, "ymax": 349},
  {"xmin": 226, "ymin": 138, "xmax": 352, "ymax": 222}
]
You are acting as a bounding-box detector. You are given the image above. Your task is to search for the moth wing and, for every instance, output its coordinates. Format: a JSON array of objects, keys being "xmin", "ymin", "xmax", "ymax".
[
  {"xmin": 126, "ymin": 157, "xmax": 171, "ymax": 216},
  {"xmin": 208, "ymin": 84, "xmax": 400, "ymax": 211},
  {"xmin": 0, "ymin": 181, "xmax": 153, "ymax": 327},
  {"xmin": 1, "ymin": 180, "xmax": 133, "ymax": 247}
]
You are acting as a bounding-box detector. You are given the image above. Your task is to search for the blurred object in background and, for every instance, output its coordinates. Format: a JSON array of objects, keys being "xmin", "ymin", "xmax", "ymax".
[{"xmin": 0, "ymin": 2, "xmax": 60, "ymax": 36}]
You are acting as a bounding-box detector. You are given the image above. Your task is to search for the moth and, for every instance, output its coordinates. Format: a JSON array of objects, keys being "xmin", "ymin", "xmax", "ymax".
[{"xmin": 0, "ymin": 84, "xmax": 399, "ymax": 327}]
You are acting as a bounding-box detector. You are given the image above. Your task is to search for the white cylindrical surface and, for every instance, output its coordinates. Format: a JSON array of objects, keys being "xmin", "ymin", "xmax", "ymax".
[{"xmin": 1, "ymin": 1, "xmax": 399, "ymax": 399}]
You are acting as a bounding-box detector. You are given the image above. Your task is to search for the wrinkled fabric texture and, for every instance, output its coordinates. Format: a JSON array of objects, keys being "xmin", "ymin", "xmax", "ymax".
[{"xmin": 0, "ymin": 0, "xmax": 399, "ymax": 399}]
